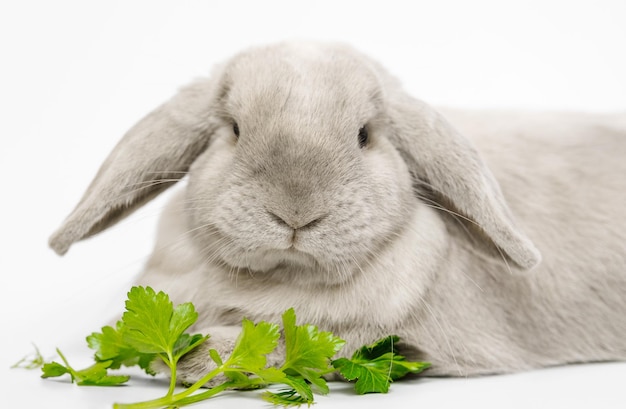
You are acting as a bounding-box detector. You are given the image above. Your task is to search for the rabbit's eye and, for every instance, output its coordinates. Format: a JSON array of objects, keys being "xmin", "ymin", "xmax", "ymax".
[
  {"xmin": 233, "ymin": 122, "xmax": 240, "ymax": 138},
  {"xmin": 358, "ymin": 126, "xmax": 369, "ymax": 148}
]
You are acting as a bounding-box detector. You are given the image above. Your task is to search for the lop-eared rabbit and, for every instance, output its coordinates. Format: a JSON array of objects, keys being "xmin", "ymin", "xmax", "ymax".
[{"xmin": 50, "ymin": 42, "xmax": 626, "ymax": 382}]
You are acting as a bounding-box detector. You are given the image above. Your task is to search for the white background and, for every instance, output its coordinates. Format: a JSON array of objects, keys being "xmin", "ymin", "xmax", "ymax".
[{"xmin": 1, "ymin": 1, "xmax": 625, "ymax": 408}]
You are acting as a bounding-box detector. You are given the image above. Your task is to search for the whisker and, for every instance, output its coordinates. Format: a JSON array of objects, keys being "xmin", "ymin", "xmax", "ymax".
[
  {"xmin": 100, "ymin": 179, "xmax": 184, "ymax": 205},
  {"xmin": 414, "ymin": 194, "xmax": 509, "ymax": 281},
  {"xmin": 416, "ymin": 193, "xmax": 479, "ymax": 228},
  {"xmin": 123, "ymin": 179, "xmax": 183, "ymax": 188},
  {"xmin": 144, "ymin": 171, "xmax": 190, "ymax": 175}
]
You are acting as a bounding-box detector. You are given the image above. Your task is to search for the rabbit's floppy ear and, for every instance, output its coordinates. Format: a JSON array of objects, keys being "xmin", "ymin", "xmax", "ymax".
[
  {"xmin": 389, "ymin": 96, "xmax": 541, "ymax": 270},
  {"xmin": 49, "ymin": 78, "xmax": 222, "ymax": 255}
]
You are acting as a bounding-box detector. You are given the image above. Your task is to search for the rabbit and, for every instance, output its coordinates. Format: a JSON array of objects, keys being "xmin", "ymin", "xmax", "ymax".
[{"xmin": 49, "ymin": 41, "xmax": 626, "ymax": 384}]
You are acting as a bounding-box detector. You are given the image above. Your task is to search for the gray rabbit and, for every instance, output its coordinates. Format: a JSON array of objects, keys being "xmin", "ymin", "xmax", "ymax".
[{"xmin": 50, "ymin": 42, "xmax": 626, "ymax": 383}]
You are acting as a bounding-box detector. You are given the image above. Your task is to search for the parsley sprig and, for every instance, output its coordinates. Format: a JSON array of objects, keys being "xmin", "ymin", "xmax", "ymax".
[
  {"xmin": 32, "ymin": 286, "xmax": 430, "ymax": 407},
  {"xmin": 332, "ymin": 335, "xmax": 431, "ymax": 394}
]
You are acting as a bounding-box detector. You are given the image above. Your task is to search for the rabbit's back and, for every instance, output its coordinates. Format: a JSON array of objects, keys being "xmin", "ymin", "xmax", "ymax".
[
  {"xmin": 418, "ymin": 109, "xmax": 626, "ymax": 374},
  {"xmin": 444, "ymin": 109, "xmax": 626, "ymax": 264}
]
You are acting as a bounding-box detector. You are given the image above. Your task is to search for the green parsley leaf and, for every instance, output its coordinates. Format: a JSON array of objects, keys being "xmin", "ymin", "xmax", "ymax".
[
  {"xmin": 208, "ymin": 348, "xmax": 223, "ymax": 366},
  {"xmin": 351, "ymin": 335, "xmax": 430, "ymax": 381},
  {"xmin": 41, "ymin": 361, "xmax": 69, "ymax": 378},
  {"xmin": 120, "ymin": 286, "xmax": 208, "ymax": 397},
  {"xmin": 280, "ymin": 308, "xmax": 345, "ymax": 394},
  {"xmin": 262, "ymin": 308, "xmax": 345, "ymax": 406},
  {"xmin": 173, "ymin": 333, "xmax": 207, "ymax": 358},
  {"xmin": 332, "ymin": 335, "xmax": 430, "ymax": 394},
  {"xmin": 87, "ymin": 321, "xmax": 156, "ymax": 374},
  {"xmin": 262, "ymin": 376, "xmax": 313, "ymax": 407},
  {"xmin": 74, "ymin": 362, "xmax": 131, "ymax": 386},
  {"xmin": 223, "ymin": 318, "xmax": 281, "ymax": 372},
  {"xmin": 41, "ymin": 348, "xmax": 129, "ymax": 386},
  {"xmin": 121, "ymin": 286, "xmax": 199, "ymax": 355}
]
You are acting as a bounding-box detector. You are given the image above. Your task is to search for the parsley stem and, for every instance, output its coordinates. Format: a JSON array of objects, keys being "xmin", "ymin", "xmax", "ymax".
[
  {"xmin": 169, "ymin": 381, "xmax": 232, "ymax": 407},
  {"xmin": 114, "ymin": 367, "xmax": 224, "ymax": 409},
  {"xmin": 55, "ymin": 348, "xmax": 77, "ymax": 383},
  {"xmin": 165, "ymin": 353, "xmax": 176, "ymax": 397},
  {"xmin": 171, "ymin": 366, "xmax": 223, "ymax": 398}
]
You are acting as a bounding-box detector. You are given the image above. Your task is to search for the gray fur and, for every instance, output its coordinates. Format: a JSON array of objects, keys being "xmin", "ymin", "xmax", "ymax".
[{"xmin": 50, "ymin": 42, "xmax": 626, "ymax": 380}]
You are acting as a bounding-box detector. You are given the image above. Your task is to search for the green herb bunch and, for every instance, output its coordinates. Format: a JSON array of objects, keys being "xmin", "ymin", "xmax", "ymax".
[{"xmin": 32, "ymin": 286, "xmax": 430, "ymax": 408}]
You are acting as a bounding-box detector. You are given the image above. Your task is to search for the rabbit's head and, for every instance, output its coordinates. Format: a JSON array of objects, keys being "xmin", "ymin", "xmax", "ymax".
[{"xmin": 49, "ymin": 42, "xmax": 541, "ymax": 285}]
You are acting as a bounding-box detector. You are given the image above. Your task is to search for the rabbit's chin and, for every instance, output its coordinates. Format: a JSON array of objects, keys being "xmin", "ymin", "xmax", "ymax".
[{"xmin": 219, "ymin": 246, "xmax": 354, "ymax": 286}]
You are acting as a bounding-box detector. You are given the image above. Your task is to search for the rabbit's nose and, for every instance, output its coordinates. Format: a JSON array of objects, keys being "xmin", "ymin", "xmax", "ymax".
[{"xmin": 266, "ymin": 209, "xmax": 326, "ymax": 230}]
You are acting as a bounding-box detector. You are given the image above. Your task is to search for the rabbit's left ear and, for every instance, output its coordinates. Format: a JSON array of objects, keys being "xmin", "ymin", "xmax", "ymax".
[
  {"xmin": 388, "ymin": 96, "xmax": 541, "ymax": 271},
  {"xmin": 49, "ymin": 79, "xmax": 221, "ymax": 255}
]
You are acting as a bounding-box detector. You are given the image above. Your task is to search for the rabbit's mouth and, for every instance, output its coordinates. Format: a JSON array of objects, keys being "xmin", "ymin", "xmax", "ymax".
[
  {"xmin": 218, "ymin": 244, "xmax": 358, "ymax": 286},
  {"xmin": 246, "ymin": 246, "xmax": 320, "ymax": 274}
]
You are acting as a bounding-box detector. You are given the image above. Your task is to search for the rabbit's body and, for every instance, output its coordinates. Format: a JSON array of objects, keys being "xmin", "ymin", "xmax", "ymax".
[{"xmin": 50, "ymin": 42, "xmax": 626, "ymax": 381}]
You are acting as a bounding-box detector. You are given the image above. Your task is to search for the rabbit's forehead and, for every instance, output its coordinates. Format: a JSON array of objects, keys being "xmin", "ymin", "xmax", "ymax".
[{"xmin": 226, "ymin": 48, "xmax": 381, "ymax": 125}]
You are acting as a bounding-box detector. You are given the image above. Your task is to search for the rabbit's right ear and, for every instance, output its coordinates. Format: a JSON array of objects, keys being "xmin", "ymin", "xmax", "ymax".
[{"xmin": 49, "ymin": 77, "xmax": 225, "ymax": 255}]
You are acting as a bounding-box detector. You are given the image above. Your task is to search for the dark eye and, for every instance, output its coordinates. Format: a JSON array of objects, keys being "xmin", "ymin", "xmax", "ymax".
[
  {"xmin": 233, "ymin": 122, "xmax": 240, "ymax": 138},
  {"xmin": 358, "ymin": 126, "xmax": 369, "ymax": 148}
]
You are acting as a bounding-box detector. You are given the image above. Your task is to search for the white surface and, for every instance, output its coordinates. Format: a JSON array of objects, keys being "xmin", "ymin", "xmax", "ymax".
[{"xmin": 1, "ymin": 1, "xmax": 625, "ymax": 408}]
